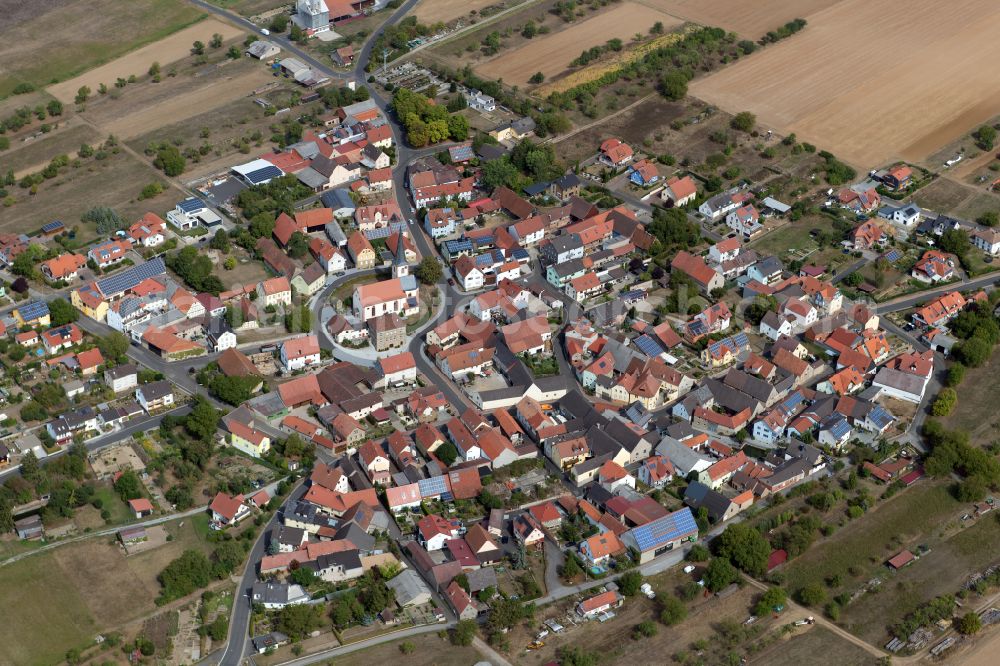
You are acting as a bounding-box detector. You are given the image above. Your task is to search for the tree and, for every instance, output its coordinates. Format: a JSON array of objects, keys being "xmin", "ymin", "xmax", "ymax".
[
  {"xmin": 210, "ymin": 33, "xmax": 224, "ymax": 49},
  {"xmin": 743, "ymin": 295, "xmax": 778, "ymax": 326},
  {"xmin": 452, "ymin": 619, "xmax": 476, "ymax": 646},
  {"xmin": 210, "ymin": 229, "xmax": 231, "ymax": 252},
  {"xmin": 974, "ymin": 125, "xmax": 997, "ymax": 151},
  {"xmin": 48, "ymin": 298, "xmax": 78, "ymax": 326},
  {"xmin": 276, "ymin": 604, "xmax": 323, "ymax": 640},
  {"xmin": 931, "ymin": 388, "xmax": 957, "ymax": 416},
  {"xmin": 47, "ymin": 100, "xmax": 63, "ymax": 117},
  {"xmin": 81, "ymin": 206, "xmax": 126, "ymax": 234},
  {"xmin": 659, "ymin": 595, "xmax": 687, "ymax": 625},
  {"xmin": 560, "ymin": 552, "xmax": 582, "ymax": 579},
  {"xmin": 659, "ymin": 71, "xmax": 688, "ymax": 101},
  {"xmin": 946, "ymin": 363, "xmax": 966, "ymax": 387},
  {"xmin": 754, "ymin": 587, "xmax": 787, "ymax": 617},
  {"xmin": 213, "ymin": 541, "xmax": 246, "ymax": 575},
  {"xmin": 731, "ymin": 111, "xmax": 756, "ymax": 133},
  {"xmin": 959, "ymin": 611, "xmax": 983, "ymax": 635},
  {"xmin": 270, "ymin": 14, "xmax": 289, "ymax": 32},
  {"xmin": 97, "ymin": 332, "xmax": 129, "ymax": 362},
  {"xmin": 114, "ymin": 470, "xmax": 144, "ymax": 501},
  {"xmin": 448, "ymin": 114, "xmax": 470, "ymax": 141},
  {"xmin": 521, "ymin": 21, "xmax": 537, "ymax": 39},
  {"xmin": 75, "ymin": 86, "xmax": 91, "ymax": 104},
  {"xmin": 158, "ymin": 550, "xmax": 212, "ymax": 603},
  {"xmin": 687, "ymin": 544, "xmax": 710, "ymax": 562},
  {"xmin": 20, "ymin": 451, "xmax": 40, "ymax": 484},
  {"xmin": 140, "ymin": 182, "xmax": 164, "ymax": 200},
  {"xmin": 227, "ymin": 45, "xmax": 241, "ymax": 59},
  {"xmin": 619, "ymin": 570, "xmax": 644, "ymax": 596},
  {"xmin": 954, "ymin": 337, "xmax": 991, "ymax": 368},
  {"xmin": 399, "ymin": 641, "xmax": 415, "ymax": 654},
  {"xmin": 796, "ymin": 583, "xmax": 826, "ymax": 606},
  {"xmin": 436, "ymin": 441, "xmax": 459, "ymax": 466},
  {"xmin": 207, "ymin": 615, "xmax": 228, "ymax": 641},
  {"xmin": 977, "ymin": 211, "xmax": 999, "ymax": 228},
  {"xmin": 938, "ymin": 228, "xmax": 971, "ymax": 257},
  {"xmin": 290, "ymin": 564, "xmax": 317, "ymax": 586},
  {"xmin": 286, "ymin": 231, "xmax": 309, "ymax": 259},
  {"xmin": 192, "ymin": 41, "xmax": 205, "ymax": 56},
  {"xmin": 414, "ymin": 256, "xmax": 442, "ymax": 285},
  {"xmin": 716, "ymin": 523, "xmax": 771, "ymax": 576},
  {"xmin": 529, "ymin": 72, "xmax": 545, "ymax": 84},
  {"xmin": 154, "ymin": 145, "xmax": 186, "ymax": 176},
  {"xmin": 704, "ymin": 557, "xmax": 739, "ymax": 592}
]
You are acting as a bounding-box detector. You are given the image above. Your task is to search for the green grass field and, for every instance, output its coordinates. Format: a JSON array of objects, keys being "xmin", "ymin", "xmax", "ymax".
[
  {"xmin": 782, "ymin": 481, "xmax": 960, "ymax": 593},
  {"xmin": 0, "ymin": 0, "xmax": 205, "ymax": 98},
  {"xmin": 0, "ymin": 553, "xmax": 97, "ymax": 664}
]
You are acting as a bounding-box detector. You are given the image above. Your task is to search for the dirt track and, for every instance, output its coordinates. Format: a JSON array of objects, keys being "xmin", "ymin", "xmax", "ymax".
[
  {"xmin": 48, "ymin": 18, "xmax": 243, "ymax": 104},
  {"xmin": 689, "ymin": 0, "xmax": 1000, "ymax": 170},
  {"xmin": 475, "ymin": 2, "xmax": 678, "ymax": 85}
]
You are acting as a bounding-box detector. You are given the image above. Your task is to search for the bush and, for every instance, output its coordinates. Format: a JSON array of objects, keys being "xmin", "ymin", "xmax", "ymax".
[
  {"xmin": 686, "ymin": 544, "xmax": 710, "ymax": 562},
  {"xmin": 619, "ymin": 571, "xmax": 644, "ymax": 596},
  {"xmin": 730, "ymin": 111, "xmax": 756, "ymax": 133},
  {"xmin": 796, "ymin": 583, "xmax": 826, "ymax": 606},
  {"xmin": 754, "ymin": 587, "xmax": 786, "ymax": 617},
  {"xmin": 946, "ymin": 363, "xmax": 966, "ymax": 387},
  {"xmin": 659, "ymin": 596, "xmax": 687, "ymax": 626},
  {"xmin": 958, "ymin": 611, "xmax": 982, "ymax": 635},
  {"xmin": 452, "ymin": 619, "xmax": 476, "ymax": 646},
  {"xmin": 931, "ymin": 388, "xmax": 957, "ymax": 416},
  {"xmin": 633, "ymin": 620, "xmax": 658, "ymax": 639}
]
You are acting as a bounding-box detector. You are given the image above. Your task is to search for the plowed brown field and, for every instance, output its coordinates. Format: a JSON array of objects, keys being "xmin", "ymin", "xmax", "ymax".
[{"xmin": 690, "ymin": 0, "xmax": 1000, "ymax": 169}]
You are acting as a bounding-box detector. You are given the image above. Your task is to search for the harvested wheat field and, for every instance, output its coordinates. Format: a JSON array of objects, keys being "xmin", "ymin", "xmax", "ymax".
[
  {"xmin": 690, "ymin": 0, "xmax": 1000, "ymax": 170},
  {"xmin": 97, "ymin": 68, "xmax": 274, "ymax": 140},
  {"xmin": 48, "ymin": 18, "xmax": 243, "ymax": 104},
  {"xmin": 638, "ymin": 0, "xmax": 842, "ymax": 37},
  {"xmin": 476, "ymin": 2, "xmax": 679, "ymax": 85},
  {"xmin": 415, "ymin": 0, "xmax": 509, "ymax": 25}
]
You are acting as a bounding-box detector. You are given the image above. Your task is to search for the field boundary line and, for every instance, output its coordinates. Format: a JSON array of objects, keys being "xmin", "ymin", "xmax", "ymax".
[
  {"xmin": 402, "ymin": 0, "xmax": 548, "ymax": 59},
  {"xmin": 545, "ymin": 93, "xmax": 654, "ymax": 145}
]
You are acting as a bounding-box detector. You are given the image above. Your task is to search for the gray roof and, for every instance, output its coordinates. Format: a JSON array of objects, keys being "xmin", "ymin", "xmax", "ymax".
[
  {"xmin": 754, "ymin": 255, "xmax": 784, "ymax": 276},
  {"xmin": 385, "ymin": 569, "xmax": 433, "ymax": 606},
  {"xmin": 139, "ymin": 380, "xmax": 173, "ymax": 402},
  {"xmin": 656, "ymin": 436, "xmax": 712, "ymax": 475},
  {"xmin": 872, "ymin": 367, "xmax": 926, "ymax": 396},
  {"xmin": 465, "ymin": 566, "xmax": 498, "ymax": 593},
  {"xmin": 683, "ymin": 481, "xmax": 733, "ymax": 521}
]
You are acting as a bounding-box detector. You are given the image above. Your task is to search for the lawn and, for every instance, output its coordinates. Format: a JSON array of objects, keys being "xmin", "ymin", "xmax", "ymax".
[
  {"xmin": 754, "ymin": 626, "xmax": 879, "ymax": 666},
  {"xmin": 263, "ymin": 630, "xmax": 485, "ymax": 666},
  {"xmin": 92, "ymin": 483, "xmax": 134, "ymax": 525},
  {"xmin": 838, "ymin": 513, "xmax": 1000, "ymax": 645},
  {"xmin": 0, "ymin": 0, "xmax": 206, "ymax": 98},
  {"xmin": 781, "ymin": 482, "xmax": 962, "ymax": 595},
  {"xmin": 0, "ymin": 514, "xmax": 217, "ymax": 663},
  {"xmin": 0, "ymin": 552, "xmax": 98, "ymax": 664},
  {"xmin": 942, "ymin": 345, "xmax": 1000, "ymax": 447}
]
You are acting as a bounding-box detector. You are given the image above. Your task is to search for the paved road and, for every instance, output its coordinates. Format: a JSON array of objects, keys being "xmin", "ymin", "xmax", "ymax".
[
  {"xmin": 830, "ymin": 256, "xmax": 869, "ymax": 284},
  {"xmin": 0, "ymin": 404, "xmax": 192, "ymax": 482},
  {"xmin": 216, "ymin": 478, "xmax": 309, "ymax": 666},
  {"xmin": 878, "ymin": 271, "xmax": 1000, "ymax": 313}
]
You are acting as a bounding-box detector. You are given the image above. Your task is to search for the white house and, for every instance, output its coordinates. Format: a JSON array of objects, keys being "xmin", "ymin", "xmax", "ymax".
[
  {"xmin": 136, "ymin": 380, "xmax": 175, "ymax": 413},
  {"xmin": 454, "ymin": 257, "xmax": 485, "ymax": 291},
  {"xmin": 280, "ymin": 335, "xmax": 321, "ymax": 371},
  {"xmin": 759, "ymin": 311, "xmax": 793, "ymax": 341},
  {"xmin": 972, "ymin": 228, "xmax": 1000, "ymax": 256},
  {"xmin": 782, "ymin": 298, "xmax": 817, "ymax": 330},
  {"xmin": 709, "ymin": 237, "xmax": 741, "ymax": 265},
  {"xmin": 885, "ymin": 203, "xmax": 922, "ymax": 227},
  {"xmin": 104, "ymin": 364, "xmax": 138, "ymax": 394},
  {"xmin": 376, "ymin": 352, "xmax": 418, "ymax": 387}
]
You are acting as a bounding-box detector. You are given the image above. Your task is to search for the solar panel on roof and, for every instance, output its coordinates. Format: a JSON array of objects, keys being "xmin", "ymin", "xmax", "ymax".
[
  {"xmin": 630, "ymin": 508, "xmax": 697, "ymax": 551},
  {"xmin": 244, "ymin": 165, "xmax": 283, "ymax": 184},
  {"xmin": 733, "ymin": 331, "xmax": 750, "ymax": 347},
  {"xmin": 96, "ymin": 257, "xmax": 165, "ymax": 297},
  {"xmin": 634, "ymin": 334, "xmax": 664, "ymax": 358},
  {"xmin": 418, "ymin": 475, "xmax": 448, "ymax": 498},
  {"xmin": 41, "ymin": 220, "xmax": 65, "ymax": 233},
  {"xmin": 688, "ymin": 320, "xmax": 708, "ymax": 337},
  {"xmin": 882, "ymin": 249, "xmax": 902, "ymax": 263},
  {"xmin": 511, "ymin": 248, "xmax": 529, "ymax": 261},
  {"xmin": 17, "ymin": 301, "xmax": 49, "ymax": 320},
  {"xmin": 177, "ymin": 198, "xmax": 204, "ymax": 213}
]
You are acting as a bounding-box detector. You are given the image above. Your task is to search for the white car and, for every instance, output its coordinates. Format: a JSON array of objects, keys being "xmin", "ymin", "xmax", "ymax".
[{"xmin": 260, "ymin": 28, "xmax": 270, "ymax": 36}]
